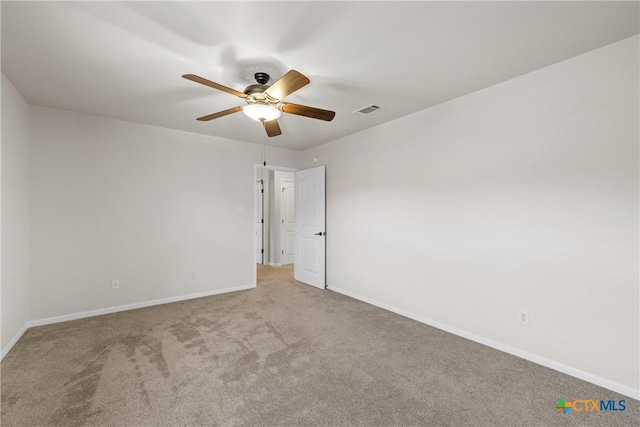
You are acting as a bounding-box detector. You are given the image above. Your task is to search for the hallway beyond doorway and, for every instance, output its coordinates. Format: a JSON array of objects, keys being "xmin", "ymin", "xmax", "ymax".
[{"xmin": 257, "ymin": 263, "xmax": 294, "ymax": 287}]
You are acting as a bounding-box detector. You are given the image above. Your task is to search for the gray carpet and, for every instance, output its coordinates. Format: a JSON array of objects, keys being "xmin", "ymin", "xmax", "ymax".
[{"xmin": 1, "ymin": 265, "xmax": 637, "ymax": 426}]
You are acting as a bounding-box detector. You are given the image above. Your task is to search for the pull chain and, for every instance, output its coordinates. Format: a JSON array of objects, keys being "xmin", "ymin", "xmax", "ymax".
[{"xmin": 262, "ymin": 139, "xmax": 266, "ymax": 167}]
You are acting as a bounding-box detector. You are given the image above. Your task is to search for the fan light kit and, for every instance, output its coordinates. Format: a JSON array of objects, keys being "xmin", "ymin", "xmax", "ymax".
[
  {"xmin": 243, "ymin": 104, "xmax": 281, "ymax": 121},
  {"xmin": 182, "ymin": 70, "xmax": 335, "ymax": 137}
]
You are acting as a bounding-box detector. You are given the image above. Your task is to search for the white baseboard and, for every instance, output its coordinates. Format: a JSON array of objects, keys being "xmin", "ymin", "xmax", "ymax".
[
  {"xmin": 269, "ymin": 263, "xmax": 282, "ymax": 267},
  {"xmin": 328, "ymin": 284, "xmax": 639, "ymax": 401},
  {"xmin": 0, "ymin": 284, "xmax": 255, "ymax": 361},
  {"xmin": 28, "ymin": 284, "xmax": 255, "ymax": 328},
  {"xmin": 1, "ymin": 323, "xmax": 29, "ymax": 360}
]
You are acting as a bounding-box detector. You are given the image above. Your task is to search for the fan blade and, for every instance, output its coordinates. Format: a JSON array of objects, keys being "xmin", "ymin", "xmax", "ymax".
[
  {"xmin": 281, "ymin": 103, "xmax": 335, "ymax": 121},
  {"xmin": 264, "ymin": 70, "xmax": 310, "ymax": 100},
  {"xmin": 183, "ymin": 74, "xmax": 247, "ymax": 98},
  {"xmin": 196, "ymin": 106, "xmax": 243, "ymax": 121},
  {"xmin": 263, "ymin": 119, "xmax": 282, "ymax": 137}
]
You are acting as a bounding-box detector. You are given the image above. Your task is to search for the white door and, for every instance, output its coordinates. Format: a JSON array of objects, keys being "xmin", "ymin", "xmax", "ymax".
[
  {"xmin": 255, "ymin": 182, "xmax": 263, "ymax": 264},
  {"xmin": 294, "ymin": 166, "xmax": 325, "ymax": 289},
  {"xmin": 280, "ymin": 180, "xmax": 295, "ymax": 265}
]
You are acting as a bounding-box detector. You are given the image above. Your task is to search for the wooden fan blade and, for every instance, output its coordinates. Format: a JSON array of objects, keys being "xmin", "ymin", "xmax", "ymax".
[
  {"xmin": 263, "ymin": 119, "xmax": 282, "ymax": 137},
  {"xmin": 264, "ymin": 70, "xmax": 310, "ymax": 100},
  {"xmin": 196, "ymin": 106, "xmax": 243, "ymax": 121},
  {"xmin": 281, "ymin": 103, "xmax": 335, "ymax": 121},
  {"xmin": 183, "ymin": 74, "xmax": 247, "ymax": 98}
]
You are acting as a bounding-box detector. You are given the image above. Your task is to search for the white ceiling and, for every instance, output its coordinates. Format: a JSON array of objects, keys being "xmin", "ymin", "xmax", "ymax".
[{"xmin": 2, "ymin": 1, "xmax": 638, "ymax": 151}]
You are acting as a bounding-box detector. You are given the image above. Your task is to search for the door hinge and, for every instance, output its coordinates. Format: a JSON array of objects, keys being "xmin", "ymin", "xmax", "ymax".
[
  {"xmin": 281, "ymin": 250, "xmax": 284, "ymax": 254},
  {"xmin": 261, "ymin": 219, "xmax": 264, "ymax": 223},
  {"xmin": 281, "ymin": 219, "xmax": 284, "ymax": 224},
  {"xmin": 261, "ymin": 189, "xmax": 264, "ymax": 193},
  {"xmin": 261, "ymin": 249, "xmax": 264, "ymax": 254}
]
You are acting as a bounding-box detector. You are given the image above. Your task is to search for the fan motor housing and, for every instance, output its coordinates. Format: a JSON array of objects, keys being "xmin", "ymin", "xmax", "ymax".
[{"xmin": 243, "ymin": 84, "xmax": 270, "ymax": 95}]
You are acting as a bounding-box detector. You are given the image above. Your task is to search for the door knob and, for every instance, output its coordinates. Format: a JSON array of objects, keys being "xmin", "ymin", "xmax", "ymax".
[{"xmin": 314, "ymin": 232, "xmax": 326, "ymax": 236}]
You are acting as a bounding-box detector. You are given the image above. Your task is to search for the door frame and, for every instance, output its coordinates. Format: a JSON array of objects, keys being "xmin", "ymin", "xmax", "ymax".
[
  {"xmin": 253, "ymin": 164, "xmax": 299, "ymax": 287},
  {"xmin": 255, "ymin": 179, "xmax": 264, "ymax": 264}
]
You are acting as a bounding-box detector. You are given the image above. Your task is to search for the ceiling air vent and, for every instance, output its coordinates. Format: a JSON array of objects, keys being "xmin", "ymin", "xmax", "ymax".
[{"xmin": 352, "ymin": 104, "xmax": 382, "ymax": 115}]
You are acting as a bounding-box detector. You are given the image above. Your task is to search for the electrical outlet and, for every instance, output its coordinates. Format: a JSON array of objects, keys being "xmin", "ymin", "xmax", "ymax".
[
  {"xmin": 519, "ymin": 310, "xmax": 529, "ymax": 326},
  {"xmin": 190, "ymin": 270, "xmax": 197, "ymax": 280},
  {"xmin": 111, "ymin": 279, "xmax": 120, "ymax": 290}
]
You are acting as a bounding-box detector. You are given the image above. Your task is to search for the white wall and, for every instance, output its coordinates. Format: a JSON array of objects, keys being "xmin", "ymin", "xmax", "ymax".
[
  {"xmin": 1, "ymin": 74, "xmax": 30, "ymax": 351},
  {"xmin": 29, "ymin": 106, "xmax": 298, "ymax": 320},
  {"xmin": 300, "ymin": 36, "xmax": 639, "ymax": 394}
]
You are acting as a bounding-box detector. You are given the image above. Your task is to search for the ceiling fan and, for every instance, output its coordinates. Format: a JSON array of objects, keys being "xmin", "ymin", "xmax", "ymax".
[{"xmin": 182, "ymin": 70, "xmax": 335, "ymax": 137}]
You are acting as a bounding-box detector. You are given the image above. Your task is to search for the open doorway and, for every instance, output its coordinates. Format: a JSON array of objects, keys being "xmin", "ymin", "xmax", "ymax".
[{"xmin": 254, "ymin": 164, "xmax": 298, "ymax": 286}]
